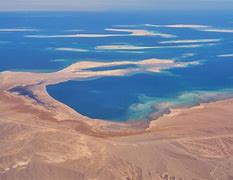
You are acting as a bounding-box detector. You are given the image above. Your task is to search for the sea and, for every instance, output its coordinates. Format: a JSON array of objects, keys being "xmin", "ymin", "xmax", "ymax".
[{"xmin": 1, "ymin": 11, "xmax": 233, "ymax": 121}]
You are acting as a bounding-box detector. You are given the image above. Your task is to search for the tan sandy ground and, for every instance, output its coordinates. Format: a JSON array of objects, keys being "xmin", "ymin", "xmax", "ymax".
[{"xmin": 0, "ymin": 59, "xmax": 233, "ymax": 180}]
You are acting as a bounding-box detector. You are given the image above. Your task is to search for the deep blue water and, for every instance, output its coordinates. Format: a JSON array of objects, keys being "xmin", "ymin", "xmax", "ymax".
[
  {"xmin": 47, "ymin": 62, "xmax": 233, "ymax": 121},
  {"xmin": 1, "ymin": 11, "xmax": 233, "ymax": 121}
]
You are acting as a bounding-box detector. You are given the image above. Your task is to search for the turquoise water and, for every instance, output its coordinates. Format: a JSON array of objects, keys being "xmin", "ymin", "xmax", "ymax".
[{"xmin": 1, "ymin": 11, "xmax": 233, "ymax": 121}]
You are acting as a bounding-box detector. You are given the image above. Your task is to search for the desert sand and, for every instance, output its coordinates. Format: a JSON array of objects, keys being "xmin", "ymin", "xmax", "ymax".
[{"xmin": 0, "ymin": 59, "xmax": 233, "ymax": 180}]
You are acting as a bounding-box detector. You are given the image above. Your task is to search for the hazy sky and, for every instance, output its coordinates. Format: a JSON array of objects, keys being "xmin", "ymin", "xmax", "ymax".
[{"xmin": 1, "ymin": 0, "xmax": 233, "ymax": 11}]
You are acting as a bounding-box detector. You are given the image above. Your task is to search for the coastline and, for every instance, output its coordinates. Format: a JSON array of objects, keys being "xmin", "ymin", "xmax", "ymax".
[
  {"xmin": 1, "ymin": 60, "xmax": 233, "ymax": 179},
  {"xmin": 146, "ymin": 90, "xmax": 233, "ymax": 123},
  {"xmin": 1, "ymin": 58, "xmax": 233, "ymax": 133}
]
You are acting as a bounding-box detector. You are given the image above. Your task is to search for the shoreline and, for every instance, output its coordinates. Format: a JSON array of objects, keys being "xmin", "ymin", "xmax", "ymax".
[
  {"xmin": 1, "ymin": 58, "xmax": 233, "ymax": 135},
  {"xmin": 147, "ymin": 90, "xmax": 233, "ymax": 122},
  {"xmin": 1, "ymin": 59, "xmax": 233, "ymax": 179}
]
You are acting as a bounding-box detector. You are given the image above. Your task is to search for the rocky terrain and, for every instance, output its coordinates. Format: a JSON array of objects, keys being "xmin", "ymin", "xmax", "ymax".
[{"xmin": 0, "ymin": 60, "xmax": 233, "ymax": 180}]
